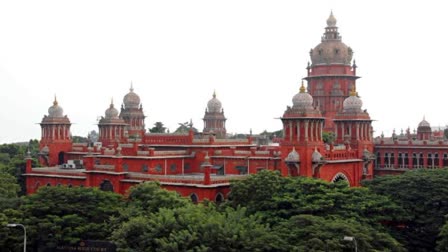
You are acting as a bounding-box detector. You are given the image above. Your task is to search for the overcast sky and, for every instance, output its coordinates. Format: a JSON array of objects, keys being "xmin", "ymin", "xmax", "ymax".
[{"xmin": 0, "ymin": 1, "xmax": 446, "ymax": 143}]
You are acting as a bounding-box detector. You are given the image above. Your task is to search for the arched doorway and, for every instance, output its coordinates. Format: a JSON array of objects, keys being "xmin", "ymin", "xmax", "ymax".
[
  {"xmin": 190, "ymin": 193, "xmax": 199, "ymax": 204},
  {"xmin": 331, "ymin": 173, "xmax": 350, "ymax": 186},
  {"xmin": 58, "ymin": 152, "xmax": 65, "ymax": 165},
  {"xmin": 100, "ymin": 180, "xmax": 114, "ymax": 192},
  {"xmin": 215, "ymin": 193, "xmax": 224, "ymax": 203}
]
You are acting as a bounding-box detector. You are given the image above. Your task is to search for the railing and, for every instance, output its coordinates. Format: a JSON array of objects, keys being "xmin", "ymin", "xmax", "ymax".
[
  {"xmin": 72, "ymin": 147, "xmax": 84, "ymax": 152},
  {"xmin": 137, "ymin": 151, "xmax": 149, "ymax": 156},
  {"xmin": 154, "ymin": 150, "xmax": 188, "ymax": 156},
  {"xmin": 235, "ymin": 150, "xmax": 251, "ymax": 155},
  {"xmin": 72, "ymin": 143, "xmax": 88, "ymax": 147},
  {"xmin": 214, "ymin": 139, "xmax": 250, "ymax": 143},
  {"xmin": 119, "ymin": 143, "xmax": 133, "ymax": 148},
  {"xmin": 192, "ymin": 139, "xmax": 209, "ymax": 143},
  {"xmin": 94, "ymin": 164, "xmax": 115, "ymax": 170}
]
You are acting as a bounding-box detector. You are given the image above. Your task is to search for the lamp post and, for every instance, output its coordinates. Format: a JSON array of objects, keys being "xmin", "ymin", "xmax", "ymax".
[
  {"xmin": 343, "ymin": 236, "xmax": 357, "ymax": 252},
  {"xmin": 6, "ymin": 223, "xmax": 26, "ymax": 252}
]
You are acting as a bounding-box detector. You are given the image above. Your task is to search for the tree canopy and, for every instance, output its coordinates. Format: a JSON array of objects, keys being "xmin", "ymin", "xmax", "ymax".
[{"xmin": 364, "ymin": 169, "xmax": 448, "ymax": 251}]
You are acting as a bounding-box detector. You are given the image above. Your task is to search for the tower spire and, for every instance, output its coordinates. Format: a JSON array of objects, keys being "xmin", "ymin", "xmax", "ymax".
[
  {"xmin": 130, "ymin": 81, "xmax": 134, "ymax": 92},
  {"xmin": 299, "ymin": 81, "xmax": 306, "ymax": 93}
]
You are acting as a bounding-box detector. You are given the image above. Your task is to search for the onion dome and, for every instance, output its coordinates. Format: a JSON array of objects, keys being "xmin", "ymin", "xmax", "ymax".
[
  {"xmin": 105, "ymin": 99, "xmax": 119, "ymax": 119},
  {"xmin": 418, "ymin": 116, "xmax": 430, "ymax": 128},
  {"xmin": 207, "ymin": 91, "xmax": 222, "ymax": 113},
  {"xmin": 310, "ymin": 11, "xmax": 353, "ymax": 65},
  {"xmin": 123, "ymin": 83, "xmax": 141, "ymax": 109},
  {"xmin": 292, "ymin": 82, "xmax": 314, "ymax": 109},
  {"xmin": 48, "ymin": 96, "xmax": 64, "ymax": 117},
  {"xmin": 343, "ymin": 87, "xmax": 363, "ymax": 112},
  {"xmin": 312, "ymin": 148, "xmax": 323, "ymax": 162},
  {"xmin": 285, "ymin": 147, "xmax": 300, "ymax": 162}
]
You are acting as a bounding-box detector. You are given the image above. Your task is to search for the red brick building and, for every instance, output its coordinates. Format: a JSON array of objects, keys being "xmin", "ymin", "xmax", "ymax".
[
  {"xmin": 374, "ymin": 118, "xmax": 448, "ymax": 175},
  {"xmin": 25, "ymin": 12, "xmax": 376, "ymax": 202}
]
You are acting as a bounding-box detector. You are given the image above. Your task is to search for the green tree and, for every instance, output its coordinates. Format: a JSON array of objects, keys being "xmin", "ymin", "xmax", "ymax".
[
  {"xmin": 0, "ymin": 171, "xmax": 20, "ymax": 211},
  {"xmin": 437, "ymin": 220, "xmax": 448, "ymax": 251},
  {"xmin": 149, "ymin": 122, "xmax": 167, "ymax": 133},
  {"xmin": 275, "ymin": 214, "xmax": 404, "ymax": 251},
  {"xmin": 364, "ymin": 169, "xmax": 448, "ymax": 251},
  {"xmin": 322, "ymin": 131, "xmax": 335, "ymax": 144},
  {"xmin": 112, "ymin": 205, "xmax": 284, "ymax": 252},
  {"xmin": 228, "ymin": 170, "xmax": 402, "ymax": 226},
  {"xmin": 19, "ymin": 186, "xmax": 123, "ymax": 251}
]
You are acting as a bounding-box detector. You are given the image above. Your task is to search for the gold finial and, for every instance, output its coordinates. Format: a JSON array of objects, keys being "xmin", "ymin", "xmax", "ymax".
[
  {"xmin": 130, "ymin": 81, "xmax": 134, "ymax": 92},
  {"xmin": 349, "ymin": 85, "xmax": 356, "ymax": 96},
  {"xmin": 53, "ymin": 95, "xmax": 58, "ymax": 106},
  {"xmin": 213, "ymin": 90, "xmax": 216, "ymax": 98},
  {"xmin": 299, "ymin": 81, "xmax": 306, "ymax": 93},
  {"xmin": 110, "ymin": 97, "xmax": 114, "ymax": 108}
]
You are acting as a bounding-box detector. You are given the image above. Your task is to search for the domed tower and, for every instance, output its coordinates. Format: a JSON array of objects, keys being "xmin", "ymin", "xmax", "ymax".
[
  {"xmin": 334, "ymin": 87, "xmax": 372, "ymax": 147},
  {"xmin": 119, "ymin": 84, "xmax": 146, "ymax": 139},
  {"xmin": 334, "ymin": 87, "xmax": 374, "ymax": 179},
  {"xmin": 417, "ymin": 117, "xmax": 432, "ymax": 140},
  {"xmin": 203, "ymin": 91, "xmax": 227, "ymax": 138},
  {"xmin": 98, "ymin": 99, "xmax": 128, "ymax": 147},
  {"xmin": 280, "ymin": 81, "xmax": 325, "ymax": 177},
  {"xmin": 39, "ymin": 96, "xmax": 72, "ymax": 166},
  {"xmin": 304, "ymin": 11, "xmax": 359, "ymax": 132}
]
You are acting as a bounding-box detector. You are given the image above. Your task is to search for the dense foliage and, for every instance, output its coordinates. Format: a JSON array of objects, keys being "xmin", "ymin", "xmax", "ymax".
[
  {"xmin": 364, "ymin": 169, "xmax": 448, "ymax": 251},
  {"xmin": 22, "ymin": 186, "xmax": 123, "ymax": 250}
]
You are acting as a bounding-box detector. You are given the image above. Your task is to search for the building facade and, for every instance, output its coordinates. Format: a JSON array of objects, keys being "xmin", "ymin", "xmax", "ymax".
[{"xmin": 25, "ymin": 12, "xmax": 377, "ymax": 202}]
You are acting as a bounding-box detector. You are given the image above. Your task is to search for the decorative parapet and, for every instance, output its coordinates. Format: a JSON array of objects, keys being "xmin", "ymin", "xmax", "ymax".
[
  {"xmin": 193, "ymin": 139, "xmax": 210, "ymax": 144},
  {"xmin": 104, "ymin": 149, "xmax": 115, "ymax": 155},
  {"xmin": 72, "ymin": 143, "xmax": 88, "ymax": 147},
  {"xmin": 153, "ymin": 150, "xmax": 188, "ymax": 156},
  {"xmin": 72, "ymin": 147, "xmax": 84, "ymax": 152},
  {"xmin": 214, "ymin": 139, "xmax": 250, "ymax": 143},
  {"xmin": 137, "ymin": 151, "xmax": 150, "ymax": 156},
  {"xmin": 333, "ymin": 145, "xmax": 346, "ymax": 151},
  {"xmin": 94, "ymin": 164, "xmax": 115, "ymax": 170},
  {"xmin": 234, "ymin": 150, "xmax": 251, "ymax": 155}
]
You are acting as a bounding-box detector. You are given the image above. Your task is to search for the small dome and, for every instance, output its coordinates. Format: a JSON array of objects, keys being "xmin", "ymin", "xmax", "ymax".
[
  {"xmin": 327, "ymin": 11, "xmax": 337, "ymax": 27},
  {"xmin": 123, "ymin": 84, "xmax": 140, "ymax": 109},
  {"xmin": 48, "ymin": 97, "xmax": 64, "ymax": 117},
  {"xmin": 418, "ymin": 117, "xmax": 430, "ymax": 128},
  {"xmin": 343, "ymin": 87, "xmax": 363, "ymax": 112},
  {"xmin": 312, "ymin": 148, "xmax": 323, "ymax": 162},
  {"xmin": 41, "ymin": 145, "xmax": 49, "ymax": 153},
  {"xmin": 105, "ymin": 99, "xmax": 119, "ymax": 119},
  {"xmin": 207, "ymin": 91, "xmax": 222, "ymax": 113},
  {"xmin": 292, "ymin": 82, "xmax": 314, "ymax": 109},
  {"xmin": 286, "ymin": 147, "xmax": 300, "ymax": 162}
]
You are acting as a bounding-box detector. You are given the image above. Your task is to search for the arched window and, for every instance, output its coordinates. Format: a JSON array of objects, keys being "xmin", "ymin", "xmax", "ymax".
[{"xmin": 190, "ymin": 193, "xmax": 199, "ymax": 204}]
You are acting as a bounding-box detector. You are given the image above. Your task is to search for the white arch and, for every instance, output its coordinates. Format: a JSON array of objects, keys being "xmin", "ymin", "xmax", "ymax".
[{"xmin": 331, "ymin": 172, "xmax": 350, "ymax": 186}]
